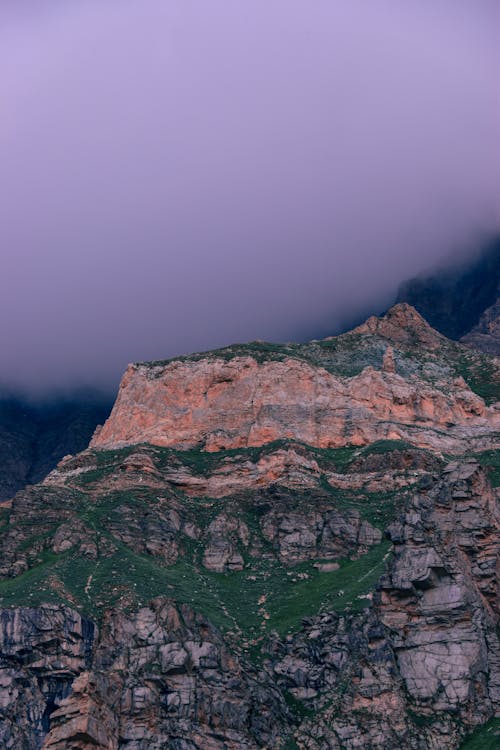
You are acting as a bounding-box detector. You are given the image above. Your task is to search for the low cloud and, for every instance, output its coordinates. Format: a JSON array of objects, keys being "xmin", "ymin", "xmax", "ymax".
[{"xmin": 1, "ymin": 0, "xmax": 499, "ymax": 394}]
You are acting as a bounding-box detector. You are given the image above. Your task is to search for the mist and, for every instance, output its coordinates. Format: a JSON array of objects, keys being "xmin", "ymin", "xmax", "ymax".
[{"xmin": 1, "ymin": 0, "xmax": 499, "ymax": 394}]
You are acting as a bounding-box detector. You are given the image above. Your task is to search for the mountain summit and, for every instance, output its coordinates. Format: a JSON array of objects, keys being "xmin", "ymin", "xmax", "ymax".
[{"xmin": 351, "ymin": 302, "xmax": 446, "ymax": 349}]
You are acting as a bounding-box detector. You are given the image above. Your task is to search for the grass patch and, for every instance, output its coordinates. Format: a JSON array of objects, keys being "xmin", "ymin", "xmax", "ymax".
[
  {"xmin": 358, "ymin": 490, "xmax": 406, "ymax": 529},
  {"xmin": 0, "ymin": 533, "xmax": 391, "ymax": 641},
  {"xmin": 459, "ymin": 718, "xmax": 500, "ymax": 750},
  {"xmin": 473, "ymin": 449, "xmax": 500, "ymax": 487},
  {"xmin": 0, "ymin": 545, "xmax": 233, "ymax": 627},
  {"xmin": 453, "ymin": 351, "xmax": 500, "ymax": 405},
  {"xmin": 204, "ymin": 540, "xmax": 391, "ymax": 639},
  {"xmin": 358, "ymin": 439, "xmax": 416, "ymax": 456},
  {"xmin": 283, "ymin": 690, "xmax": 314, "ymax": 721}
]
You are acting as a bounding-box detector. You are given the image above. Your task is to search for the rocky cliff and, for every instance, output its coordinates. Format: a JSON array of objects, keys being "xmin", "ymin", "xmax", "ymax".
[
  {"xmin": 0, "ymin": 306, "xmax": 498, "ymax": 749},
  {"xmin": 92, "ymin": 305, "xmax": 499, "ymax": 454}
]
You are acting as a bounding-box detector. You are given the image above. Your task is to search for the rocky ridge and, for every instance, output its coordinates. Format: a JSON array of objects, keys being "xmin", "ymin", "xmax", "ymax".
[{"xmin": 0, "ymin": 305, "xmax": 498, "ymax": 749}]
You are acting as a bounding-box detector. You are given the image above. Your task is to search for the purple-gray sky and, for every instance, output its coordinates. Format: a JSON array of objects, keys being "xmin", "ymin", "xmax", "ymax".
[{"xmin": 1, "ymin": 0, "xmax": 499, "ymax": 394}]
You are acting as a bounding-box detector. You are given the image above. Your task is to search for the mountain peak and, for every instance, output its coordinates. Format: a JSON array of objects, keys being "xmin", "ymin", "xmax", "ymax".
[{"xmin": 352, "ymin": 303, "xmax": 445, "ymax": 349}]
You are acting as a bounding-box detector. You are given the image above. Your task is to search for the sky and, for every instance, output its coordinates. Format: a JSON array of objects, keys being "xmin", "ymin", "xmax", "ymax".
[{"xmin": 1, "ymin": 0, "xmax": 499, "ymax": 395}]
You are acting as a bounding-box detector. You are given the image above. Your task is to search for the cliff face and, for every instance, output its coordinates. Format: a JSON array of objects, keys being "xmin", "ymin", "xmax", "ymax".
[
  {"xmin": 0, "ymin": 305, "xmax": 498, "ymax": 749},
  {"xmin": 272, "ymin": 461, "xmax": 499, "ymax": 749},
  {"xmin": 0, "ymin": 457, "xmax": 498, "ymax": 749},
  {"xmin": 92, "ymin": 305, "xmax": 499, "ymax": 454},
  {"xmin": 3, "ymin": 600, "xmax": 286, "ymax": 750}
]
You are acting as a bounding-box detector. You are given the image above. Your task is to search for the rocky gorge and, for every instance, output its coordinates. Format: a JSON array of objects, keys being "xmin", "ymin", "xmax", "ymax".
[{"xmin": 0, "ymin": 305, "xmax": 498, "ymax": 749}]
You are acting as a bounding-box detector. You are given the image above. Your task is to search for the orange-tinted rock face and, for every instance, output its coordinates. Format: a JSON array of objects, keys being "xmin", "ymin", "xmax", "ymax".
[
  {"xmin": 92, "ymin": 355, "xmax": 499, "ymax": 454},
  {"xmin": 351, "ymin": 303, "xmax": 446, "ymax": 349}
]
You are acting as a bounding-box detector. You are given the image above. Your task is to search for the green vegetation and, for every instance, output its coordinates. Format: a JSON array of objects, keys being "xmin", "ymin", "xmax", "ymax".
[
  {"xmin": 78, "ymin": 437, "xmax": 426, "ymax": 486},
  {"xmin": 0, "ymin": 432, "xmax": 410, "ymax": 642},
  {"xmin": 0, "ymin": 527, "xmax": 391, "ymax": 642},
  {"xmin": 0, "ymin": 546, "xmax": 229, "ymax": 626},
  {"xmin": 473, "ymin": 449, "xmax": 500, "ymax": 487},
  {"xmin": 357, "ymin": 439, "xmax": 416, "ymax": 455},
  {"xmin": 459, "ymin": 718, "xmax": 500, "ymax": 750},
  {"xmin": 139, "ymin": 332, "xmax": 388, "ymax": 379},
  {"xmin": 283, "ymin": 691, "xmax": 314, "ymax": 721},
  {"xmin": 250, "ymin": 540, "xmax": 391, "ymax": 635},
  {"xmin": 452, "ymin": 349, "xmax": 500, "ymax": 404},
  {"xmin": 140, "ymin": 340, "xmax": 302, "ymax": 369}
]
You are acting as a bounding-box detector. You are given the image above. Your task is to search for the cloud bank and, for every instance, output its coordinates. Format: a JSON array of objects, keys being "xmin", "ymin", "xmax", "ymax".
[{"xmin": 1, "ymin": 0, "xmax": 499, "ymax": 393}]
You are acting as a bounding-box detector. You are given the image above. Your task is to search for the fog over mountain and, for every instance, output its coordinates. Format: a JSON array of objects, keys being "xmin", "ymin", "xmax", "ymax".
[{"xmin": 1, "ymin": 0, "xmax": 499, "ymax": 393}]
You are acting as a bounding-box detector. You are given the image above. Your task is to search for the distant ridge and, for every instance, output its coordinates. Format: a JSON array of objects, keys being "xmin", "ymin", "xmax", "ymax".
[
  {"xmin": 397, "ymin": 237, "xmax": 500, "ymax": 354},
  {"xmin": 0, "ymin": 394, "xmax": 111, "ymax": 501}
]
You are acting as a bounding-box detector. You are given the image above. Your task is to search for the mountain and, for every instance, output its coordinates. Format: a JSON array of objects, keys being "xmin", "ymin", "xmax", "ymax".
[
  {"xmin": 397, "ymin": 237, "xmax": 500, "ymax": 355},
  {"xmin": 2, "ymin": 240, "xmax": 498, "ymax": 508},
  {"xmin": 461, "ymin": 298, "xmax": 500, "ymax": 356},
  {"xmin": 0, "ymin": 305, "xmax": 498, "ymax": 749},
  {"xmin": 0, "ymin": 395, "xmax": 111, "ymax": 502}
]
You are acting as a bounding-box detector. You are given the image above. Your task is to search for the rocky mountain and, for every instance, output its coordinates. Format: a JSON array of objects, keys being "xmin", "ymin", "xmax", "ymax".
[
  {"xmin": 0, "ymin": 395, "xmax": 111, "ymax": 502},
  {"xmin": 0, "ymin": 304, "xmax": 498, "ymax": 749},
  {"xmin": 397, "ymin": 238, "xmax": 500, "ymax": 355}
]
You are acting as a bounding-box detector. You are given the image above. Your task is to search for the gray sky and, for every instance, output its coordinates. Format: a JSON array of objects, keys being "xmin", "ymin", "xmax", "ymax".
[{"xmin": 1, "ymin": 0, "xmax": 499, "ymax": 394}]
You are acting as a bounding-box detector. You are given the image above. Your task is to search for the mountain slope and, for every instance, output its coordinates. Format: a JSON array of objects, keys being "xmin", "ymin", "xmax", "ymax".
[
  {"xmin": 0, "ymin": 306, "xmax": 498, "ymax": 750},
  {"xmin": 461, "ymin": 299, "xmax": 500, "ymax": 356},
  {"xmin": 397, "ymin": 238, "xmax": 500, "ymax": 355},
  {"xmin": 0, "ymin": 395, "xmax": 111, "ymax": 502}
]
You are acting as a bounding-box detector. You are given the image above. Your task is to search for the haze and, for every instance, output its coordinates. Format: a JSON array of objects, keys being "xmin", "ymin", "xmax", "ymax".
[{"xmin": 1, "ymin": 0, "xmax": 499, "ymax": 394}]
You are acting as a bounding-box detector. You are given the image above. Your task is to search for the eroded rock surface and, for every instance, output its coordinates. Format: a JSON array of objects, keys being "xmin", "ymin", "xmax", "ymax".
[
  {"xmin": 1, "ymin": 460, "xmax": 497, "ymax": 749},
  {"xmin": 92, "ymin": 352, "xmax": 498, "ymax": 455},
  {"xmin": 0, "ymin": 601, "xmax": 287, "ymax": 750},
  {"xmin": 270, "ymin": 461, "xmax": 500, "ymax": 749}
]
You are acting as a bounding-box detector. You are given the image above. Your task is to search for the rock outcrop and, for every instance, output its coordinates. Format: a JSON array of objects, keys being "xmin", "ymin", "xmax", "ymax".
[
  {"xmin": 1, "ymin": 458, "xmax": 497, "ymax": 749},
  {"xmin": 91, "ymin": 307, "xmax": 499, "ymax": 454},
  {"xmin": 0, "ymin": 601, "xmax": 287, "ymax": 750},
  {"xmin": 351, "ymin": 303, "xmax": 446, "ymax": 350}
]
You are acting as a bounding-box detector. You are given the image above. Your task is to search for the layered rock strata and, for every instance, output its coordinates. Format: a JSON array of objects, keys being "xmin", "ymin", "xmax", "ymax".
[{"xmin": 92, "ymin": 357, "xmax": 498, "ymax": 455}]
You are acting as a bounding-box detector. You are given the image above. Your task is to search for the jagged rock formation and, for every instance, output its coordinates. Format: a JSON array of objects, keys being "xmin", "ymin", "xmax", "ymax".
[
  {"xmin": 0, "ymin": 601, "xmax": 287, "ymax": 750},
  {"xmin": 0, "ymin": 306, "xmax": 498, "ymax": 749}
]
